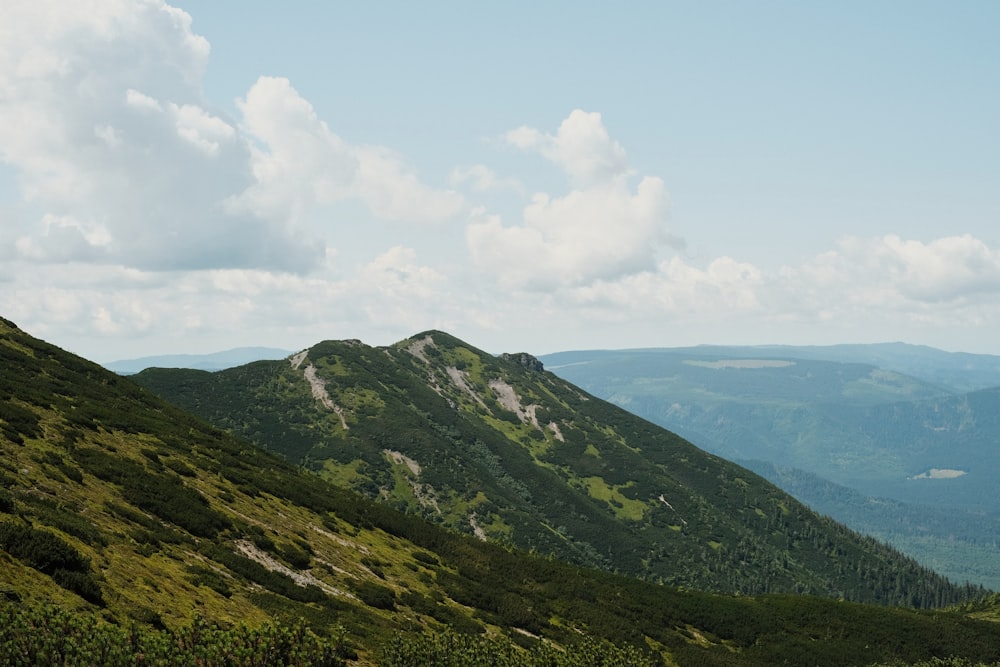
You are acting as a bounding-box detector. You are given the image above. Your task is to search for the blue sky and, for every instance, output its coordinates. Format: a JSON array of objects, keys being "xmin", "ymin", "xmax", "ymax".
[{"xmin": 1, "ymin": 1, "xmax": 999, "ymax": 361}]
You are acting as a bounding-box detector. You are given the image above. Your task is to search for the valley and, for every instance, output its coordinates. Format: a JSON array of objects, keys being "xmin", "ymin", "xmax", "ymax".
[{"xmin": 539, "ymin": 345, "xmax": 1000, "ymax": 589}]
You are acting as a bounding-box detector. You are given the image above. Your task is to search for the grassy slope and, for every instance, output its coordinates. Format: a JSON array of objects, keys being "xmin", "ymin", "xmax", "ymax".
[
  {"xmin": 134, "ymin": 331, "xmax": 983, "ymax": 608},
  {"xmin": 6, "ymin": 317, "xmax": 1000, "ymax": 664}
]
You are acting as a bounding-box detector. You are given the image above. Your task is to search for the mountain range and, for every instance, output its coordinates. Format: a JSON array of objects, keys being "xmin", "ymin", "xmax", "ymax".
[
  {"xmin": 103, "ymin": 347, "xmax": 293, "ymax": 374},
  {"xmin": 4, "ymin": 317, "xmax": 1000, "ymax": 665},
  {"xmin": 105, "ymin": 339, "xmax": 1000, "ymax": 588},
  {"xmin": 131, "ymin": 332, "xmax": 980, "ymax": 604},
  {"xmin": 538, "ymin": 344, "xmax": 1000, "ymax": 589}
]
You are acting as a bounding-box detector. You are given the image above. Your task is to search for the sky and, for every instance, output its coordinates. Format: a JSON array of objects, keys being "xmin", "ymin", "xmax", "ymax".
[{"xmin": 1, "ymin": 1, "xmax": 999, "ymax": 362}]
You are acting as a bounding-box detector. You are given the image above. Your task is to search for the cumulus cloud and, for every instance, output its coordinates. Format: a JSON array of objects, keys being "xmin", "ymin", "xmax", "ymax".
[
  {"xmin": 0, "ymin": 2, "xmax": 461, "ymax": 275},
  {"xmin": 2, "ymin": 3, "xmax": 997, "ymax": 359},
  {"xmin": 564, "ymin": 256, "xmax": 764, "ymax": 320},
  {"xmin": 0, "ymin": 0, "xmax": 322, "ymax": 272},
  {"xmin": 358, "ymin": 246, "xmax": 446, "ymax": 299},
  {"xmin": 0, "ymin": 243, "xmax": 463, "ymax": 360},
  {"xmin": 475, "ymin": 232, "xmax": 1000, "ymax": 344},
  {"xmin": 774, "ymin": 234, "xmax": 1000, "ymax": 322},
  {"xmin": 234, "ymin": 76, "xmax": 464, "ymax": 225},
  {"xmin": 505, "ymin": 110, "xmax": 630, "ymax": 188},
  {"xmin": 864, "ymin": 234, "xmax": 1000, "ymax": 303},
  {"xmin": 14, "ymin": 214, "xmax": 111, "ymax": 262},
  {"xmin": 467, "ymin": 110, "xmax": 672, "ymax": 289}
]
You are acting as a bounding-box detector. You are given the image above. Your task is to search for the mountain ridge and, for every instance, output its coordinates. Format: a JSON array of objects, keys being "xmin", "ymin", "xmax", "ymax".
[
  {"xmin": 542, "ymin": 342, "xmax": 1000, "ymax": 394},
  {"xmin": 134, "ymin": 329, "xmax": 981, "ymax": 607},
  {"xmin": 4, "ymin": 315, "xmax": 1000, "ymax": 665}
]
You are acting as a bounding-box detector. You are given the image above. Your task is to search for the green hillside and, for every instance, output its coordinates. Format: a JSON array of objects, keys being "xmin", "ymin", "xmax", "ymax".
[
  {"xmin": 538, "ymin": 347, "xmax": 1000, "ymax": 588},
  {"xmin": 538, "ymin": 346, "xmax": 1000, "ymax": 505},
  {"xmin": 134, "ymin": 331, "xmax": 979, "ymax": 607},
  {"xmin": 5, "ymin": 316, "xmax": 1000, "ymax": 665},
  {"xmin": 744, "ymin": 461, "xmax": 1000, "ymax": 591}
]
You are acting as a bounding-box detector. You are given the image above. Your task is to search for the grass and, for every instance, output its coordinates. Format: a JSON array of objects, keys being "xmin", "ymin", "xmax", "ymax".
[{"xmin": 582, "ymin": 477, "xmax": 648, "ymax": 521}]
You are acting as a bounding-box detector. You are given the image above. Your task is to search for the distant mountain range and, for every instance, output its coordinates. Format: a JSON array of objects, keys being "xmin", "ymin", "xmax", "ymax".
[
  {"xmin": 648, "ymin": 342, "xmax": 1000, "ymax": 393},
  {"xmin": 538, "ymin": 344, "xmax": 1000, "ymax": 589},
  {"xmin": 103, "ymin": 347, "xmax": 292, "ymax": 374},
  {"xmin": 4, "ymin": 316, "xmax": 1000, "ymax": 665}
]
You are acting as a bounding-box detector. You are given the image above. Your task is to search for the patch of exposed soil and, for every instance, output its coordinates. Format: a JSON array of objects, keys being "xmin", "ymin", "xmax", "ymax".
[
  {"xmin": 233, "ymin": 539, "xmax": 351, "ymax": 598},
  {"xmin": 302, "ymin": 363, "xmax": 349, "ymax": 430}
]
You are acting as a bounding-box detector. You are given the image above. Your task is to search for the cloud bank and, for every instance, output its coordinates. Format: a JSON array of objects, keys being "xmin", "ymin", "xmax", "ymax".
[
  {"xmin": 2, "ymin": 1, "xmax": 1000, "ymax": 359},
  {"xmin": 1, "ymin": 0, "xmax": 460, "ymax": 275}
]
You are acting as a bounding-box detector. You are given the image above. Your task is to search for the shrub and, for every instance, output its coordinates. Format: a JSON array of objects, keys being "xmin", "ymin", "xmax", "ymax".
[
  {"xmin": 354, "ymin": 580, "xmax": 396, "ymax": 610},
  {"xmin": 0, "ymin": 521, "xmax": 104, "ymax": 604}
]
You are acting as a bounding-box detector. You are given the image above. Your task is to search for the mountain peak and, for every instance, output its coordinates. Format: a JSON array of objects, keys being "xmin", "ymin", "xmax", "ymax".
[
  {"xmin": 133, "ymin": 330, "xmax": 982, "ymax": 608},
  {"xmin": 6, "ymin": 318, "xmax": 1000, "ymax": 665}
]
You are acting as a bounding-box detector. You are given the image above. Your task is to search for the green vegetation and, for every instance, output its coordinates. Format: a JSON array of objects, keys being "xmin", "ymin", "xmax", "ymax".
[
  {"xmin": 540, "ymin": 346, "xmax": 1000, "ymax": 588},
  {"xmin": 136, "ymin": 330, "xmax": 986, "ymax": 608},
  {"xmin": 0, "ymin": 601, "xmax": 348, "ymax": 666},
  {"xmin": 5, "ymin": 316, "xmax": 1000, "ymax": 665},
  {"xmin": 378, "ymin": 630, "xmax": 658, "ymax": 667},
  {"xmin": 746, "ymin": 462, "xmax": 1000, "ymax": 591},
  {"xmin": 871, "ymin": 660, "xmax": 1000, "ymax": 667},
  {"xmin": 0, "ymin": 521, "xmax": 103, "ymax": 604}
]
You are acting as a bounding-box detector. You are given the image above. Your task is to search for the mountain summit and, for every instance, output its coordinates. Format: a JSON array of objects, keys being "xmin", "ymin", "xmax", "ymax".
[
  {"xmin": 136, "ymin": 329, "xmax": 975, "ymax": 607},
  {"xmin": 5, "ymin": 316, "xmax": 1000, "ymax": 665}
]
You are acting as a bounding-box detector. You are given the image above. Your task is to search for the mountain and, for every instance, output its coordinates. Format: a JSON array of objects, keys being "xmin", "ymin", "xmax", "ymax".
[
  {"xmin": 727, "ymin": 342, "xmax": 1000, "ymax": 394},
  {"xmin": 544, "ymin": 343, "xmax": 1000, "ymax": 393},
  {"xmin": 743, "ymin": 461, "xmax": 1000, "ymax": 591},
  {"xmin": 103, "ymin": 347, "xmax": 293, "ymax": 374},
  {"xmin": 133, "ymin": 330, "xmax": 980, "ymax": 607},
  {"xmin": 5, "ymin": 316, "xmax": 1000, "ymax": 665},
  {"xmin": 538, "ymin": 346, "xmax": 1000, "ymax": 588},
  {"xmin": 538, "ymin": 347, "xmax": 1000, "ymax": 496}
]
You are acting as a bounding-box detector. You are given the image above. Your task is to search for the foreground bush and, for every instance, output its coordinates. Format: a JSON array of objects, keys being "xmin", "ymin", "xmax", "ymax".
[
  {"xmin": 0, "ymin": 602, "xmax": 346, "ymax": 667},
  {"xmin": 379, "ymin": 629, "xmax": 657, "ymax": 667}
]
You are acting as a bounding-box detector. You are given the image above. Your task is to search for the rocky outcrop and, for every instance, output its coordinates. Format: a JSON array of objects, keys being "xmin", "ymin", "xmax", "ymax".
[{"xmin": 499, "ymin": 352, "xmax": 544, "ymax": 372}]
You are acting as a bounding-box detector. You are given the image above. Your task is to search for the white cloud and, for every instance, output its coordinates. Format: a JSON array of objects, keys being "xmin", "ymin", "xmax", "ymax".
[
  {"xmin": 234, "ymin": 76, "xmax": 463, "ymax": 225},
  {"xmin": 868, "ymin": 234, "xmax": 1000, "ymax": 303},
  {"xmin": 354, "ymin": 145, "xmax": 464, "ymax": 222},
  {"xmin": 14, "ymin": 214, "xmax": 111, "ymax": 262},
  {"xmin": 468, "ymin": 233, "xmax": 1000, "ymax": 348},
  {"xmin": 125, "ymin": 89, "xmax": 164, "ymax": 113},
  {"xmin": 172, "ymin": 103, "xmax": 236, "ymax": 157},
  {"xmin": 0, "ymin": 246, "xmax": 463, "ymax": 361},
  {"xmin": 778, "ymin": 234, "xmax": 1000, "ymax": 309},
  {"xmin": 468, "ymin": 111, "xmax": 671, "ymax": 290},
  {"xmin": 232, "ymin": 76, "xmax": 358, "ymax": 223},
  {"xmin": 0, "ymin": 0, "xmax": 322, "ymax": 272},
  {"xmin": 1, "ymin": 3, "xmax": 996, "ymax": 360},
  {"xmin": 505, "ymin": 110, "xmax": 630, "ymax": 188},
  {"xmin": 564, "ymin": 255, "xmax": 764, "ymax": 319},
  {"xmin": 351, "ymin": 246, "xmax": 457, "ymax": 332},
  {"xmin": 359, "ymin": 246, "xmax": 446, "ymax": 299},
  {"xmin": 1, "ymin": 4, "xmax": 461, "ymax": 276},
  {"xmin": 449, "ymin": 164, "xmax": 522, "ymax": 193}
]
